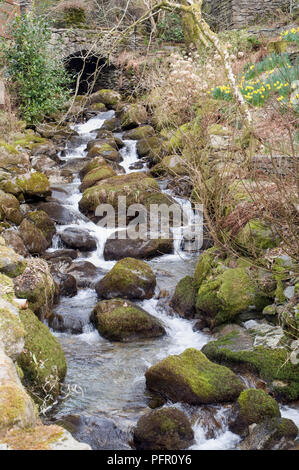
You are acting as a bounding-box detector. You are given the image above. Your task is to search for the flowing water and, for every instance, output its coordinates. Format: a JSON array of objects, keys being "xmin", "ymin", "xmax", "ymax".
[{"xmin": 47, "ymin": 111, "xmax": 298, "ymax": 450}]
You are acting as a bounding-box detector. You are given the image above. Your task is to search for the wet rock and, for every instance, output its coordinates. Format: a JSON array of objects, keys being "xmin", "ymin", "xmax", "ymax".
[
  {"xmin": 239, "ymin": 417, "xmax": 298, "ymax": 450},
  {"xmin": 43, "ymin": 249, "xmax": 78, "ymax": 261},
  {"xmin": 56, "ymin": 414, "xmax": 130, "ymax": 450},
  {"xmin": 51, "ymin": 270, "xmax": 77, "ymax": 298},
  {"xmin": 170, "ymin": 276, "xmax": 196, "ymax": 319},
  {"xmin": 129, "ymin": 161, "xmax": 144, "ymax": 170},
  {"xmin": 95, "ymin": 257, "xmax": 156, "ymax": 300},
  {"xmin": 123, "ymin": 125, "xmax": 155, "ymax": 140},
  {"xmin": 17, "ymin": 308, "xmax": 67, "ymax": 405},
  {"xmin": 133, "ymin": 408, "xmax": 194, "ymax": 450},
  {"xmin": 14, "ymin": 258, "xmax": 55, "ymax": 320},
  {"xmin": 91, "ymin": 298, "xmax": 165, "ymax": 342},
  {"xmin": 2, "ymin": 230, "xmax": 28, "ymax": 257},
  {"xmin": 0, "ymin": 190, "xmax": 23, "ymax": 225},
  {"xmin": 103, "ymin": 231, "xmax": 173, "ymax": 260},
  {"xmin": 59, "ymin": 227, "xmax": 97, "ymax": 251},
  {"xmin": 120, "ymin": 104, "xmax": 148, "ymax": 130},
  {"xmin": 37, "ymin": 202, "xmax": 78, "ymax": 225},
  {"xmin": 229, "ymin": 388, "xmax": 281, "ymax": 437},
  {"xmin": 66, "ymin": 260, "xmax": 102, "ymax": 288},
  {"xmin": 16, "ymin": 172, "xmax": 51, "ymax": 200},
  {"xmin": 145, "ymin": 348, "xmax": 244, "ymax": 405}
]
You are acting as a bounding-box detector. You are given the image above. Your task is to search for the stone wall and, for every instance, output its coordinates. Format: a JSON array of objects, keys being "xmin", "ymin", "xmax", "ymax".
[{"xmin": 204, "ymin": 0, "xmax": 290, "ymax": 30}]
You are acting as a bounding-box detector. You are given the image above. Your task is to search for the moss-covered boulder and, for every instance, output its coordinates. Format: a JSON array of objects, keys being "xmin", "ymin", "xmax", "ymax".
[
  {"xmin": 16, "ymin": 172, "xmax": 51, "ymax": 200},
  {"xmin": 0, "ymin": 190, "xmax": 23, "ymax": 225},
  {"xmin": 133, "ymin": 408, "xmax": 194, "ymax": 450},
  {"xmin": 19, "ymin": 219, "xmax": 49, "ymax": 255},
  {"xmin": 120, "ymin": 104, "xmax": 148, "ymax": 130},
  {"xmin": 123, "ymin": 125, "xmax": 155, "ymax": 140},
  {"xmin": 151, "ymin": 154, "xmax": 188, "ymax": 177},
  {"xmin": 91, "ymin": 298, "xmax": 165, "ymax": 342},
  {"xmin": 230, "ymin": 388, "xmax": 281, "ymax": 437},
  {"xmin": 14, "ymin": 258, "xmax": 55, "ymax": 320},
  {"xmin": 87, "ymin": 102, "xmax": 107, "ymax": 112},
  {"xmin": 170, "ymin": 276, "xmax": 196, "ymax": 319},
  {"xmin": 0, "ymin": 349, "xmax": 37, "ymax": 432},
  {"xmin": 145, "ymin": 348, "xmax": 244, "ymax": 405},
  {"xmin": 195, "ymin": 265, "xmax": 274, "ymax": 328},
  {"xmin": 136, "ymin": 136, "xmax": 163, "ymax": 164},
  {"xmin": 236, "ymin": 219, "xmax": 279, "ymax": 255},
  {"xmin": 80, "ymin": 165, "xmax": 116, "ymax": 191},
  {"xmin": 102, "ymin": 117, "xmax": 121, "ymax": 132},
  {"xmin": 240, "ymin": 417, "xmax": 298, "ymax": 450},
  {"xmin": 78, "ymin": 172, "xmax": 159, "ymax": 220},
  {"xmin": 79, "ymin": 156, "xmax": 108, "ymax": 179},
  {"xmin": 0, "ymin": 295, "xmax": 25, "ymax": 360},
  {"xmin": 26, "ymin": 211, "xmax": 56, "ymax": 245},
  {"xmin": 89, "ymin": 89, "xmax": 121, "ymax": 109},
  {"xmin": 0, "ymin": 147, "xmax": 30, "ymax": 174},
  {"xmin": 95, "ymin": 258, "xmax": 156, "ymax": 300},
  {"xmin": 202, "ymin": 333, "xmax": 299, "ymax": 401},
  {"xmin": 87, "ymin": 143, "xmax": 122, "ymax": 162},
  {"xmin": 17, "ymin": 308, "xmax": 66, "ymax": 405},
  {"xmin": 0, "ymin": 244, "xmax": 26, "ymax": 278}
]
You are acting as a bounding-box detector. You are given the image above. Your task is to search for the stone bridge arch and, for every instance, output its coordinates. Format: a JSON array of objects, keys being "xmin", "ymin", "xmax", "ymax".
[{"xmin": 50, "ymin": 28, "xmax": 120, "ymax": 94}]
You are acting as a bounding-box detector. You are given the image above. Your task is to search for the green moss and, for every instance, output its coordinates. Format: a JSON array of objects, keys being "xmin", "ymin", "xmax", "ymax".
[
  {"xmin": 238, "ymin": 388, "xmax": 280, "ymax": 424},
  {"xmin": 26, "ymin": 210, "xmax": 56, "ymax": 244},
  {"xmin": 79, "ymin": 172, "xmax": 158, "ymax": 216},
  {"xmin": 203, "ymin": 336, "xmax": 299, "ymax": 401},
  {"xmin": 134, "ymin": 407, "xmax": 194, "ymax": 450},
  {"xmin": 96, "ymin": 258, "xmax": 156, "ymax": 300},
  {"xmin": 145, "ymin": 348, "xmax": 244, "ymax": 404},
  {"xmin": 0, "ymin": 385, "xmax": 28, "ymax": 430},
  {"xmin": 196, "ymin": 266, "xmax": 273, "ymax": 326},
  {"xmin": 0, "ymin": 245, "xmax": 26, "ymax": 278},
  {"xmin": 17, "ymin": 309, "xmax": 67, "ymax": 404},
  {"xmin": 0, "ymin": 301, "xmax": 25, "ymax": 355},
  {"xmin": 16, "ymin": 172, "xmax": 51, "ymax": 199},
  {"xmin": 91, "ymin": 298, "xmax": 165, "ymax": 341},
  {"xmin": 170, "ymin": 275, "xmax": 196, "ymax": 318},
  {"xmin": 124, "ymin": 126, "xmax": 155, "ymax": 140},
  {"xmin": 193, "ymin": 247, "xmax": 220, "ymax": 290},
  {"xmin": 120, "ymin": 104, "xmax": 148, "ymax": 129},
  {"xmin": 236, "ymin": 219, "xmax": 278, "ymax": 255},
  {"xmin": 81, "ymin": 166, "xmax": 116, "ymax": 190},
  {"xmin": 0, "ymin": 273, "xmax": 15, "ymax": 301}
]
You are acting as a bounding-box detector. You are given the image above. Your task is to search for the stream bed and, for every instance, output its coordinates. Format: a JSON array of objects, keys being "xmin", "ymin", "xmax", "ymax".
[{"xmin": 45, "ymin": 111, "xmax": 299, "ymax": 450}]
